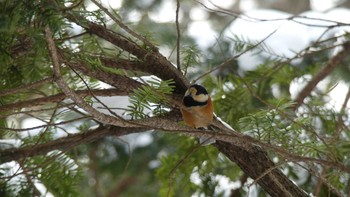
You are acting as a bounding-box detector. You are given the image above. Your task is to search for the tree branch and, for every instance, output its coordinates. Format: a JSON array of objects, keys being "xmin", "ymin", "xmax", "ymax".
[
  {"xmin": 2, "ymin": 113, "xmax": 349, "ymax": 174},
  {"xmin": 0, "ymin": 125, "xmax": 146, "ymax": 163},
  {"xmin": 45, "ymin": 26, "xmax": 140, "ymax": 128},
  {"xmin": 90, "ymin": 0, "xmax": 157, "ymax": 52},
  {"xmin": 215, "ymin": 141, "xmax": 308, "ymax": 197},
  {"xmin": 292, "ymin": 42, "xmax": 350, "ymax": 110},
  {"xmin": 0, "ymin": 77, "xmax": 53, "ymax": 97},
  {"xmin": 59, "ymin": 52, "xmax": 143, "ymax": 93},
  {"xmin": 175, "ymin": 0, "xmax": 181, "ymax": 71},
  {"xmin": 0, "ymin": 88, "xmax": 128, "ymax": 113},
  {"xmin": 64, "ymin": 13, "xmax": 189, "ymax": 93}
]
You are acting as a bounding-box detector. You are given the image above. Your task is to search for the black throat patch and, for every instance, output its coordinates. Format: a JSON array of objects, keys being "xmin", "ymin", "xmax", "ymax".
[{"xmin": 183, "ymin": 95, "xmax": 208, "ymax": 107}]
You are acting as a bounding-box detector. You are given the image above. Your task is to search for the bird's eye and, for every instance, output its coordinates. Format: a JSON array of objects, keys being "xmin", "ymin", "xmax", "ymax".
[{"xmin": 190, "ymin": 88, "xmax": 197, "ymax": 95}]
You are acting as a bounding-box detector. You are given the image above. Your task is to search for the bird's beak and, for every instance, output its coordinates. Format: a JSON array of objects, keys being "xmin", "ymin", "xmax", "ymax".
[{"xmin": 184, "ymin": 90, "xmax": 191, "ymax": 97}]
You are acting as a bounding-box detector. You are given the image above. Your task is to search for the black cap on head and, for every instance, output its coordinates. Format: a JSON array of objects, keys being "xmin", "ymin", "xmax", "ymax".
[{"xmin": 190, "ymin": 84, "xmax": 208, "ymax": 95}]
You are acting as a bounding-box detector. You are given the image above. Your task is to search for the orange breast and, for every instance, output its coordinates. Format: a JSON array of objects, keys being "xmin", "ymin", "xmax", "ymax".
[{"xmin": 180, "ymin": 98, "xmax": 214, "ymax": 129}]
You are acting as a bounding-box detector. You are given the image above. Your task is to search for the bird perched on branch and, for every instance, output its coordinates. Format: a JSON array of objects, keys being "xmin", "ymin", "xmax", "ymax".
[{"xmin": 180, "ymin": 84, "xmax": 215, "ymax": 145}]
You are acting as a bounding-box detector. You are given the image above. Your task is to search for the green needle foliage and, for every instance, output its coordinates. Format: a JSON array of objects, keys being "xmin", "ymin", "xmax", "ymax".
[{"xmin": 126, "ymin": 78, "xmax": 175, "ymax": 119}]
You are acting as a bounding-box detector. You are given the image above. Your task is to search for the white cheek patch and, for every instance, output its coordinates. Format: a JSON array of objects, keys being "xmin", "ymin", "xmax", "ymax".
[{"xmin": 193, "ymin": 94, "xmax": 208, "ymax": 102}]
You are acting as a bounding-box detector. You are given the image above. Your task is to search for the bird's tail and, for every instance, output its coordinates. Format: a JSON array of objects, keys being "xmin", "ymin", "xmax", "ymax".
[{"xmin": 197, "ymin": 126, "xmax": 216, "ymax": 146}]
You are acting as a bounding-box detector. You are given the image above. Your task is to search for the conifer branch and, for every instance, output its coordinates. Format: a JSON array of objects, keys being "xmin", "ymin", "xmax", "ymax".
[
  {"xmin": 0, "ymin": 77, "xmax": 53, "ymax": 97},
  {"xmin": 0, "ymin": 125, "xmax": 146, "ymax": 163},
  {"xmin": 45, "ymin": 26, "xmax": 139, "ymax": 128},
  {"xmin": 2, "ymin": 115, "xmax": 349, "ymax": 174},
  {"xmin": 0, "ymin": 89, "xmax": 128, "ymax": 113},
  {"xmin": 63, "ymin": 12, "xmax": 190, "ymax": 93},
  {"xmin": 292, "ymin": 42, "xmax": 350, "ymax": 110},
  {"xmin": 90, "ymin": 0, "xmax": 157, "ymax": 52}
]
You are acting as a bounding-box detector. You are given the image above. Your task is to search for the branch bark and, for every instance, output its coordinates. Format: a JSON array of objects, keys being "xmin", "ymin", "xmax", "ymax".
[
  {"xmin": 64, "ymin": 13, "xmax": 189, "ymax": 93},
  {"xmin": 2, "ymin": 114, "xmax": 349, "ymax": 175},
  {"xmin": 0, "ymin": 125, "xmax": 146, "ymax": 163},
  {"xmin": 215, "ymin": 141, "xmax": 308, "ymax": 197},
  {"xmin": 0, "ymin": 88, "xmax": 129, "ymax": 113},
  {"xmin": 60, "ymin": 53, "xmax": 143, "ymax": 92}
]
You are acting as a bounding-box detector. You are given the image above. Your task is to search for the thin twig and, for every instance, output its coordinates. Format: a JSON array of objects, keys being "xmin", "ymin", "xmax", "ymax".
[
  {"xmin": 175, "ymin": 0, "xmax": 181, "ymax": 71},
  {"xmin": 90, "ymin": 0, "xmax": 158, "ymax": 52},
  {"xmin": 303, "ymin": 164, "xmax": 343, "ymax": 197},
  {"xmin": 167, "ymin": 142, "xmax": 203, "ymax": 197},
  {"xmin": 198, "ymin": 0, "xmax": 350, "ymax": 27},
  {"xmin": 0, "ymin": 116, "xmax": 90, "ymax": 132},
  {"xmin": 334, "ymin": 87, "xmax": 350, "ymax": 138},
  {"xmin": 0, "ymin": 103, "xmax": 74, "ymax": 119},
  {"xmin": 0, "ymin": 89, "xmax": 128, "ymax": 113},
  {"xmin": 68, "ymin": 65, "xmax": 125, "ymax": 120},
  {"xmin": 192, "ymin": 28, "xmax": 278, "ymax": 84},
  {"xmin": 0, "ymin": 77, "xmax": 53, "ymax": 97},
  {"xmin": 60, "ymin": 0, "xmax": 83, "ymax": 11}
]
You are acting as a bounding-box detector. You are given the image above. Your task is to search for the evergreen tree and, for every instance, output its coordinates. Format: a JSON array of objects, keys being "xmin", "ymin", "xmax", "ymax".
[{"xmin": 0, "ymin": 0, "xmax": 349, "ymax": 196}]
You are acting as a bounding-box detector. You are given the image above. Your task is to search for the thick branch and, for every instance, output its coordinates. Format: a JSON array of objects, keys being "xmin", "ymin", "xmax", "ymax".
[
  {"xmin": 1, "ymin": 110, "xmax": 348, "ymax": 197},
  {"xmin": 293, "ymin": 42, "xmax": 350, "ymax": 110},
  {"xmin": 60, "ymin": 54, "xmax": 143, "ymax": 92},
  {"xmin": 2, "ymin": 113, "xmax": 348, "ymax": 174},
  {"xmin": 99, "ymin": 57, "xmax": 144, "ymax": 72},
  {"xmin": 64, "ymin": 13, "xmax": 189, "ymax": 93},
  {"xmin": 58, "ymin": 51, "xmax": 186, "ymax": 102},
  {"xmin": 0, "ymin": 125, "xmax": 145, "ymax": 163},
  {"xmin": 215, "ymin": 141, "xmax": 309, "ymax": 197}
]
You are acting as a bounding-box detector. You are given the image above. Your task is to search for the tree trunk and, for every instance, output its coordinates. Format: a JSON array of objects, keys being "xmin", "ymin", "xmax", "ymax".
[{"xmin": 215, "ymin": 141, "xmax": 309, "ymax": 197}]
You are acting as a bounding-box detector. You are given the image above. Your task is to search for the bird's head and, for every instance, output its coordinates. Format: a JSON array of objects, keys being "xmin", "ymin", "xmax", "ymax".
[{"xmin": 183, "ymin": 84, "xmax": 209, "ymax": 107}]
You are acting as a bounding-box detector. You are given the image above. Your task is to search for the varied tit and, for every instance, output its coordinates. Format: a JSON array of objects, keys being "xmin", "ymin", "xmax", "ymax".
[{"xmin": 180, "ymin": 84, "xmax": 215, "ymax": 145}]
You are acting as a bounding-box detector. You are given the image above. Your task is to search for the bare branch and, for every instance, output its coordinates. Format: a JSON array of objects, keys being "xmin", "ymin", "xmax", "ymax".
[
  {"xmin": 0, "ymin": 89, "xmax": 128, "ymax": 113},
  {"xmin": 90, "ymin": 0, "xmax": 158, "ymax": 52},
  {"xmin": 214, "ymin": 141, "xmax": 308, "ymax": 197},
  {"xmin": 198, "ymin": 1, "xmax": 349, "ymax": 28},
  {"xmin": 0, "ymin": 125, "xmax": 146, "ymax": 163},
  {"xmin": 175, "ymin": 0, "xmax": 181, "ymax": 71},
  {"xmin": 292, "ymin": 42, "xmax": 350, "ymax": 110},
  {"xmin": 2, "ymin": 113, "xmax": 349, "ymax": 175},
  {"xmin": 193, "ymin": 28, "xmax": 278, "ymax": 83},
  {"xmin": 0, "ymin": 116, "xmax": 90, "ymax": 132}
]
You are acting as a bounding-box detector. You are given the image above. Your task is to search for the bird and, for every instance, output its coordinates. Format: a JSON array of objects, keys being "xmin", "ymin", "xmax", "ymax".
[{"xmin": 180, "ymin": 84, "xmax": 215, "ymax": 145}]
